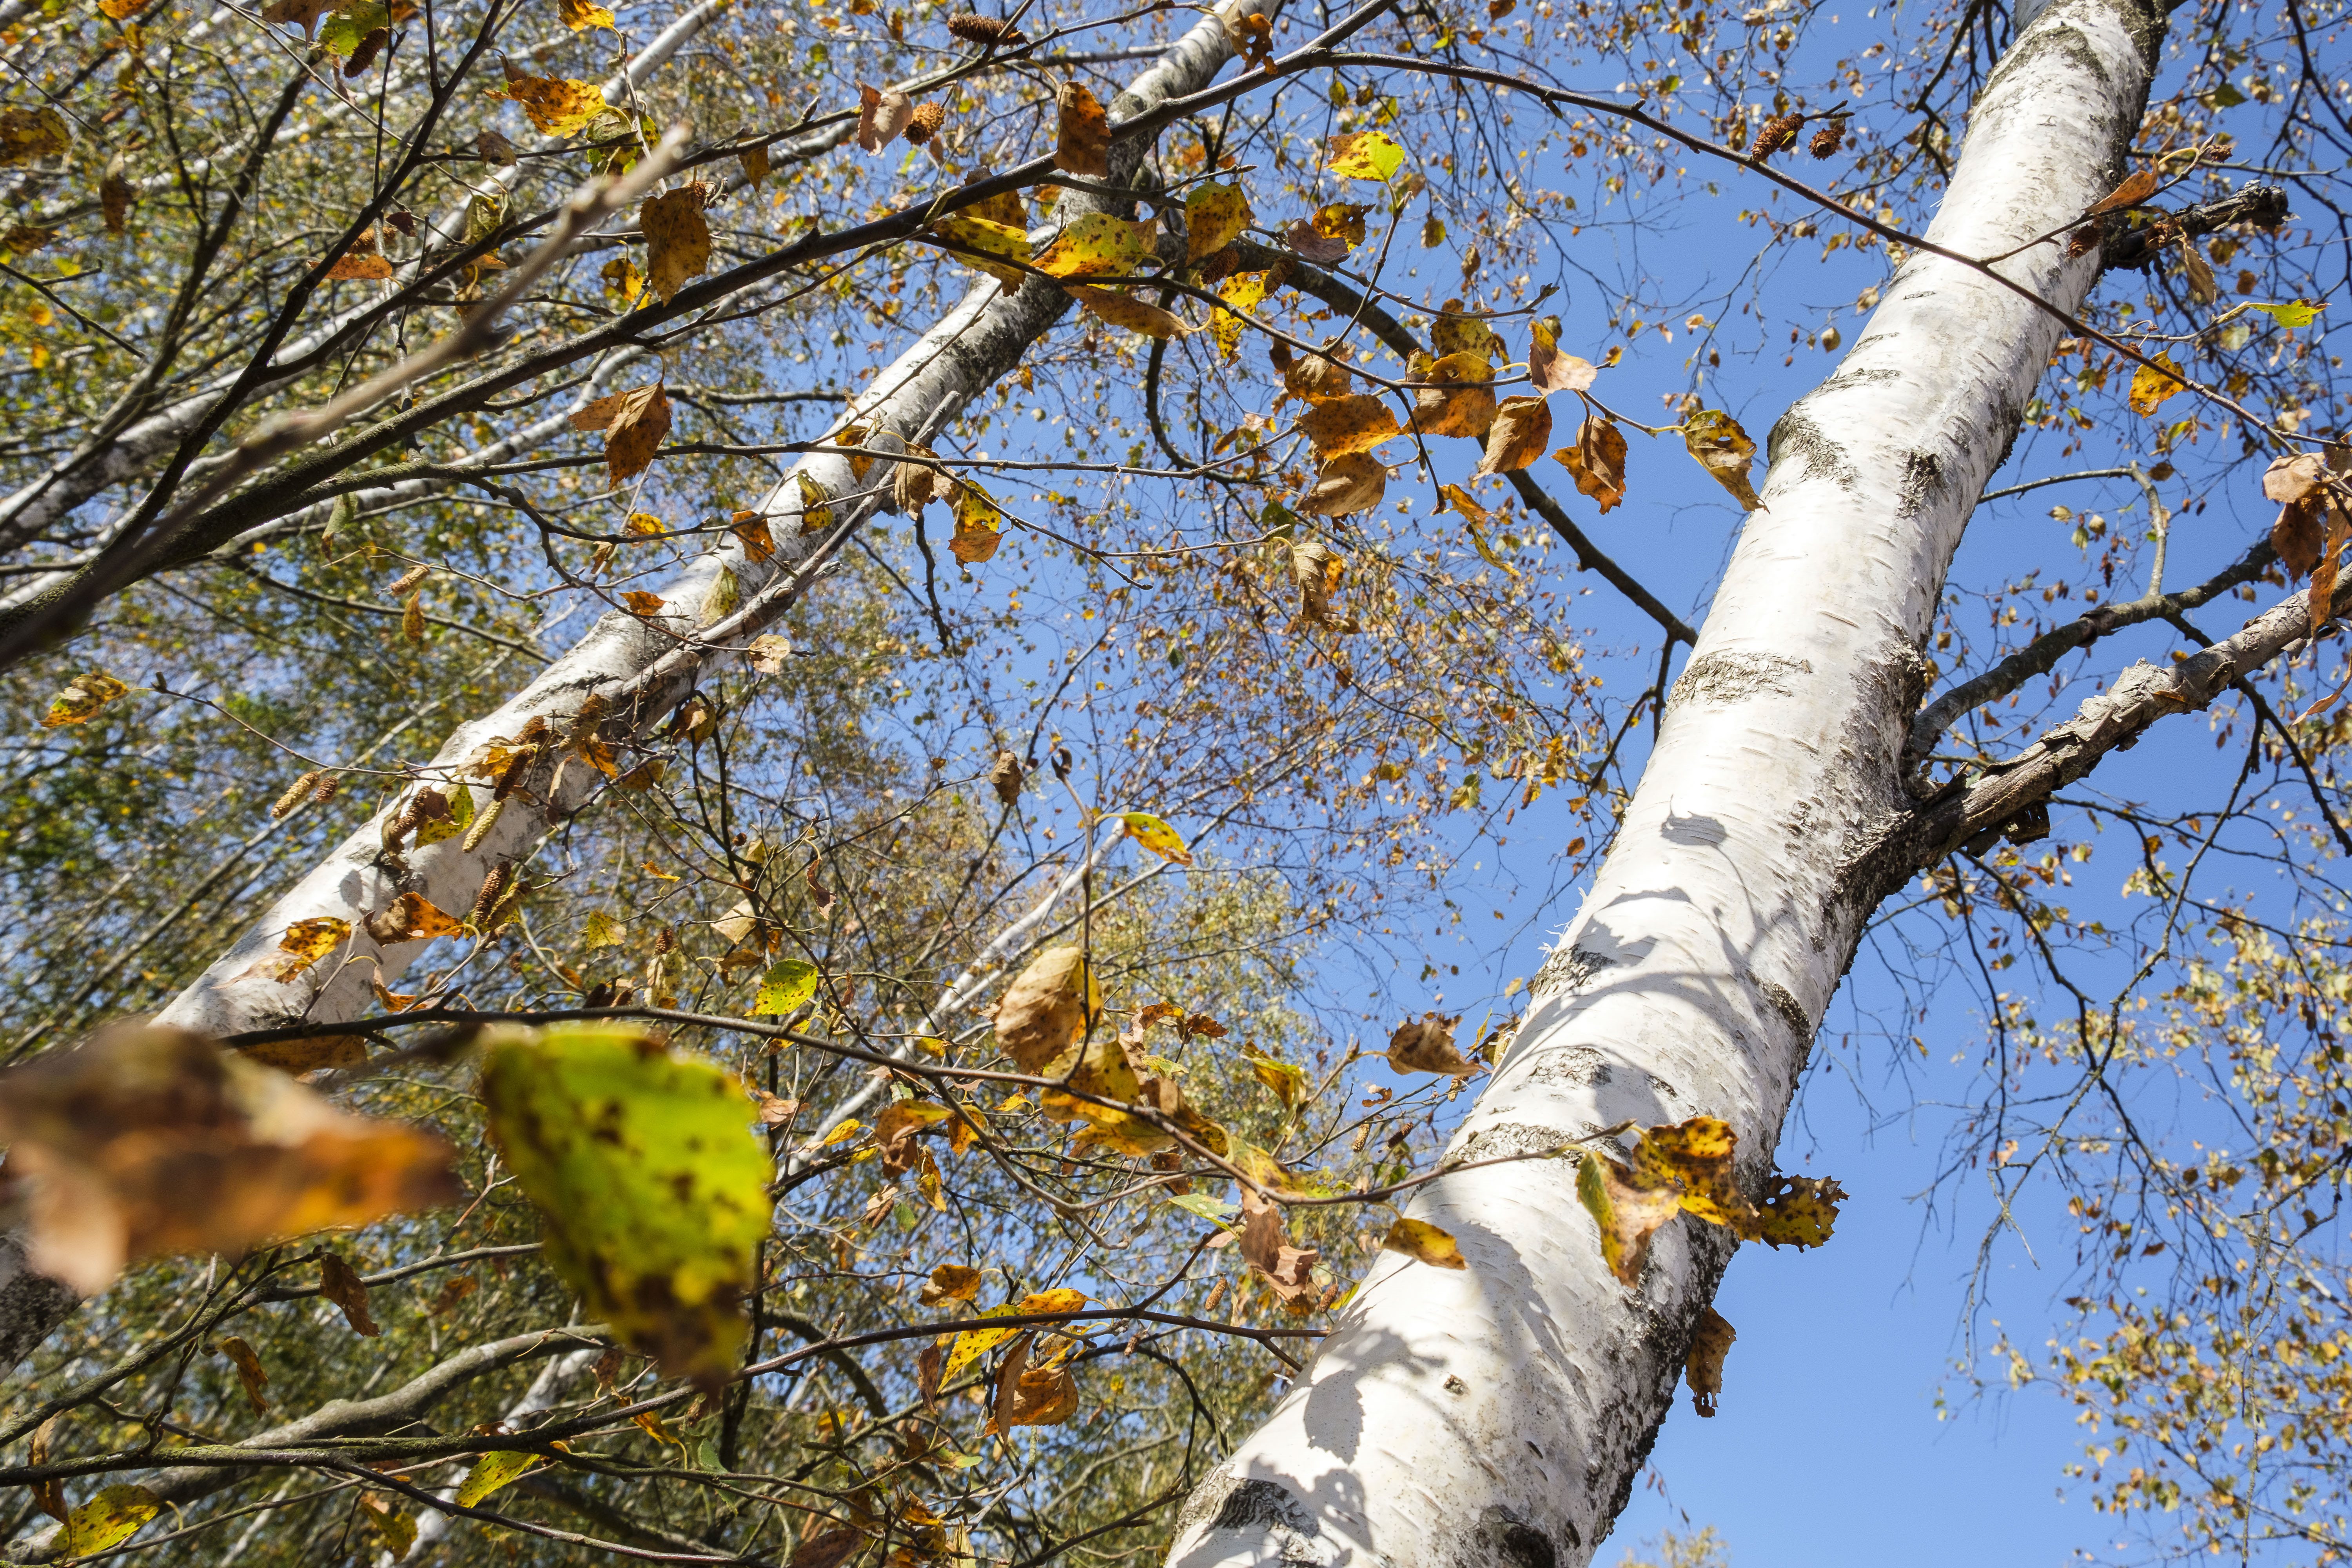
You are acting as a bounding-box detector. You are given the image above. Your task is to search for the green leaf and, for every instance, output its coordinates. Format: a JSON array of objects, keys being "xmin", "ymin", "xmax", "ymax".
[
  {"xmin": 1325, "ymin": 130, "xmax": 1405, "ymax": 182},
  {"xmin": 694, "ymin": 1438, "xmax": 724, "ymax": 1472},
  {"xmin": 753, "ymin": 958, "xmax": 820, "ymax": 1017},
  {"xmin": 455, "ymin": 1449, "xmax": 541, "ymax": 1508},
  {"xmin": 478, "ymin": 1024, "xmax": 773, "ymax": 1390},
  {"xmin": 1117, "ymin": 810, "xmax": 1192, "ymax": 865},
  {"xmin": 1166, "ymin": 1192, "xmax": 1240, "ymax": 1228}
]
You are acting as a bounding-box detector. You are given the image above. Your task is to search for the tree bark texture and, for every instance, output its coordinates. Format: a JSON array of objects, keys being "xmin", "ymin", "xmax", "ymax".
[{"xmin": 1163, "ymin": 2, "xmax": 2162, "ymax": 1562}]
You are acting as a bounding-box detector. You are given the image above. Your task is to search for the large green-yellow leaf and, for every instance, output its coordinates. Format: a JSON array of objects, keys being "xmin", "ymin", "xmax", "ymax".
[
  {"xmin": 1325, "ymin": 130, "xmax": 1405, "ymax": 181},
  {"xmin": 65, "ymin": 1486, "xmax": 159, "ymax": 1557},
  {"xmin": 933, "ymin": 214, "xmax": 1032, "ymax": 289},
  {"xmin": 479, "ymin": 1025, "xmax": 772, "ymax": 1390},
  {"xmin": 1185, "ymin": 183, "xmax": 1251, "ymax": 260},
  {"xmin": 753, "ymin": 958, "xmax": 820, "ymax": 1017},
  {"xmin": 455, "ymin": 1448, "xmax": 542, "ymax": 1508},
  {"xmin": 1117, "ymin": 810, "xmax": 1192, "ymax": 865},
  {"xmin": 1032, "ymin": 212, "xmax": 1153, "ymax": 279}
]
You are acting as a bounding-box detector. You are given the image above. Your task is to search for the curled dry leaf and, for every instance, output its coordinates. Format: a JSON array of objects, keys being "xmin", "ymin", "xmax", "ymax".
[
  {"xmin": 364, "ymin": 891, "xmax": 463, "ymax": 946},
  {"xmin": 991, "ymin": 945, "xmax": 1100, "ymax": 1072},
  {"xmin": 1238, "ymin": 1187, "xmax": 1321, "ymax": 1308},
  {"xmin": 1382, "ymin": 1216, "xmax": 1467, "ymax": 1269},
  {"xmin": 1118, "ymin": 809, "xmax": 1191, "ymax": 865},
  {"xmin": 1301, "ymin": 452, "xmax": 1385, "ymax": 518},
  {"xmin": 1299, "ymin": 394, "xmax": 1400, "ymax": 457},
  {"xmin": 641, "ymin": 187, "xmax": 712, "ymax": 305},
  {"xmin": 1685, "ymin": 1306, "xmax": 1735, "ymax": 1417},
  {"xmin": 1282, "ymin": 218, "xmax": 1350, "ymax": 263},
  {"xmin": 1526, "ymin": 316, "xmax": 1597, "ymax": 394},
  {"xmin": 1054, "ymin": 80, "xmax": 1111, "ymax": 176},
  {"xmin": 792, "ymin": 1524, "xmax": 867, "ymax": 1568},
  {"xmin": 747, "ymin": 633, "xmax": 793, "ymax": 674},
  {"xmin": 2085, "ymin": 166, "xmax": 2158, "ymax": 217},
  {"xmin": 0, "ymin": 1025, "xmax": 460, "ymax": 1295},
  {"xmin": 1065, "ymin": 284, "xmax": 1194, "ymax": 339},
  {"xmin": 571, "ymin": 382, "xmax": 671, "ymax": 488},
  {"xmin": 920, "ymin": 1262, "xmax": 984, "ymax": 1306},
  {"xmin": 2265, "ymin": 452, "xmax": 2325, "ymax": 506},
  {"xmin": 1387, "ymin": 1011, "xmax": 1479, "ymax": 1075},
  {"xmin": 218, "ymin": 1333, "xmax": 270, "ymax": 1412},
  {"xmin": 478, "ymin": 1024, "xmax": 772, "ymax": 1391},
  {"xmin": 1290, "ymin": 538, "xmax": 1347, "ymax": 626},
  {"xmin": 1556, "ymin": 415, "xmax": 1630, "ymax": 513},
  {"xmin": 475, "ymin": 126, "xmax": 519, "ymax": 163},
  {"xmin": 989, "ymin": 748, "xmax": 1024, "ymax": 803},
  {"xmin": 1475, "ymin": 394, "xmax": 1552, "ymax": 476},
  {"xmin": 319, "ymin": 1250, "xmax": 381, "ymax": 1336},
  {"xmin": 894, "ymin": 446, "xmax": 944, "ymax": 515},
  {"xmin": 1681, "ymin": 408, "xmax": 1765, "ymax": 510},
  {"xmin": 856, "ymin": 83, "xmax": 915, "ymax": 152}
]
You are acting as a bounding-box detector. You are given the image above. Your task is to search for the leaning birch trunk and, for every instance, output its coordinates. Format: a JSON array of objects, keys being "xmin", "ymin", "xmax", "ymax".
[
  {"xmin": 0, "ymin": 6, "xmax": 1245, "ymax": 1374},
  {"xmin": 1163, "ymin": 1, "xmax": 2161, "ymax": 1563}
]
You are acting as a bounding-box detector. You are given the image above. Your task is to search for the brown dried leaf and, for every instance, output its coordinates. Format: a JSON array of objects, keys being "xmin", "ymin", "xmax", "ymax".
[
  {"xmin": 1525, "ymin": 316, "xmax": 1596, "ymax": 394},
  {"xmin": 2274, "ymin": 497, "xmax": 2324, "ymax": 579},
  {"xmin": 991, "ymin": 946, "xmax": 1100, "ymax": 1072},
  {"xmin": 642, "ymin": 188, "xmax": 711, "ymax": 305},
  {"xmin": 2266, "ymin": 452, "xmax": 2325, "ymax": 505},
  {"xmin": 1387, "ymin": 1012, "xmax": 1479, "ymax": 1075},
  {"xmin": 364, "ymin": 891, "xmax": 463, "ymax": 946},
  {"xmin": 1238, "ymin": 1187, "xmax": 1321, "ymax": 1307},
  {"xmin": 0, "ymin": 1026, "xmax": 459, "ymax": 1294},
  {"xmin": 1282, "ymin": 351, "xmax": 1355, "ymax": 405},
  {"xmin": 1681, "ymin": 408, "xmax": 1764, "ymax": 510},
  {"xmin": 218, "ymin": 1334, "xmax": 270, "ymax": 1412},
  {"xmin": 2085, "ymin": 167, "xmax": 2157, "ymax": 218},
  {"xmin": 856, "ymin": 84, "xmax": 915, "ymax": 153},
  {"xmin": 1054, "ymin": 80, "xmax": 1110, "ymax": 177},
  {"xmin": 233, "ymin": 1034, "xmax": 367, "ymax": 1075},
  {"xmin": 1064, "ymin": 283, "xmax": 1194, "ymax": 339},
  {"xmin": 989, "ymin": 749, "xmax": 1024, "ymax": 803},
  {"xmin": 1475, "ymin": 394, "xmax": 1552, "ymax": 476},
  {"xmin": 1685, "ymin": 1306, "xmax": 1734, "ymax": 1417},
  {"xmin": 1408, "ymin": 351, "xmax": 1497, "ymax": 440},
  {"xmin": 320, "ymin": 1250, "xmax": 382, "ymax": 1336},
  {"xmin": 792, "ymin": 1524, "xmax": 865, "ymax": 1568},
  {"xmin": 2313, "ymin": 502, "xmax": 2349, "ymax": 628},
  {"xmin": 1556, "ymin": 416, "xmax": 1629, "ymax": 512},
  {"xmin": 570, "ymin": 383, "xmax": 671, "ymax": 488},
  {"xmin": 1301, "ymin": 452, "xmax": 1385, "ymax": 518}
]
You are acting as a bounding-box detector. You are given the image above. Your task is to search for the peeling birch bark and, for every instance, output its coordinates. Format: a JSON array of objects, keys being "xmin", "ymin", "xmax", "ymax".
[
  {"xmin": 1164, "ymin": 2, "xmax": 2165, "ymax": 1563},
  {"xmin": 0, "ymin": 5, "xmax": 1246, "ymax": 1374}
]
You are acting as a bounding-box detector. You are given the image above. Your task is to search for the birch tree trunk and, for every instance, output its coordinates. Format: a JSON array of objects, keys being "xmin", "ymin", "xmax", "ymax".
[
  {"xmin": 0, "ymin": 5, "xmax": 1244, "ymax": 1372},
  {"xmin": 1163, "ymin": 2, "xmax": 2165, "ymax": 1562}
]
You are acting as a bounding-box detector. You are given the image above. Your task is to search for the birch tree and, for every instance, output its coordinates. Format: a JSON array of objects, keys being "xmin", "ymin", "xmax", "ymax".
[{"xmin": 0, "ymin": 0, "xmax": 2346, "ymax": 1560}]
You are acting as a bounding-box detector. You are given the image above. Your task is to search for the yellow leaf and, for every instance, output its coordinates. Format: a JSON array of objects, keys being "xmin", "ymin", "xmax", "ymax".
[
  {"xmin": 2130, "ymin": 354, "xmax": 2187, "ymax": 416},
  {"xmin": 642, "ymin": 187, "xmax": 712, "ymax": 305},
  {"xmin": 919, "ymin": 1263, "xmax": 984, "ymax": 1306},
  {"xmin": 456, "ymin": 1448, "xmax": 542, "ymax": 1508},
  {"xmin": 557, "ymin": 0, "xmax": 615, "ymax": 29},
  {"xmin": 932, "ymin": 213, "xmax": 1032, "ymax": 289},
  {"xmin": 490, "ymin": 62, "xmax": 609, "ymax": 136},
  {"xmin": 1381, "ymin": 1216, "xmax": 1468, "ymax": 1269},
  {"xmin": 1680, "ymin": 408, "xmax": 1764, "ymax": 510},
  {"xmin": 65, "ymin": 1485, "xmax": 160, "ymax": 1557},
  {"xmin": 601, "ymin": 256, "xmax": 645, "ymax": 307},
  {"xmin": 1325, "ymin": 130, "xmax": 1405, "ymax": 181},
  {"xmin": 1299, "ymin": 394, "xmax": 1401, "ymax": 457},
  {"xmin": 949, "ymin": 481, "xmax": 1003, "ymax": 564},
  {"xmin": 0, "ymin": 106, "xmax": 71, "ymax": 169},
  {"xmin": 0, "ymin": 1027, "xmax": 459, "ymax": 1296},
  {"xmin": 1432, "ymin": 299, "xmax": 1501, "ymax": 362},
  {"xmin": 1118, "ymin": 809, "xmax": 1192, "ymax": 864},
  {"xmin": 1032, "ymin": 212, "xmax": 1154, "ymax": 279},
  {"xmin": 753, "ymin": 957, "xmax": 820, "ymax": 1016},
  {"xmin": 242, "ymin": 916, "xmax": 352, "ymax": 983},
  {"xmin": 478, "ymin": 1025, "xmax": 773, "ymax": 1390},
  {"xmin": 39, "ymin": 669, "xmax": 130, "ymax": 728},
  {"xmin": 626, "ymin": 511, "xmax": 666, "ymax": 537},
  {"xmin": 1212, "ymin": 271, "xmax": 1267, "ymax": 361},
  {"xmin": 364, "ymin": 891, "xmax": 463, "ymax": 946},
  {"xmin": 1247, "ymin": 1053, "xmax": 1309, "ymax": 1109},
  {"xmin": 218, "ymin": 1334, "xmax": 271, "ymax": 1411},
  {"xmin": 1185, "ymin": 183, "xmax": 1252, "ymax": 261}
]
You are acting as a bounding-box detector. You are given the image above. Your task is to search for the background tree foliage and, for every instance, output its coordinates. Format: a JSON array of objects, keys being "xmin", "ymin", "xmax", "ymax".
[{"xmin": 0, "ymin": 0, "xmax": 2343, "ymax": 1559}]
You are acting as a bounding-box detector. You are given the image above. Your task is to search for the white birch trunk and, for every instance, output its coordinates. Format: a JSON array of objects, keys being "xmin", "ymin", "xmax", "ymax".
[{"xmin": 1163, "ymin": 2, "xmax": 2163, "ymax": 1563}]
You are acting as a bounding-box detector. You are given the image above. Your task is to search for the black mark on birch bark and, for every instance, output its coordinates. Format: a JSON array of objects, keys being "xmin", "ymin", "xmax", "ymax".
[
  {"xmin": 1532, "ymin": 944, "xmax": 1615, "ymax": 998},
  {"xmin": 1766, "ymin": 407, "xmax": 1860, "ymax": 488},
  {"xmin": 1668, "ymin": 649, "xmax": 1813, "ymax": 708}
]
